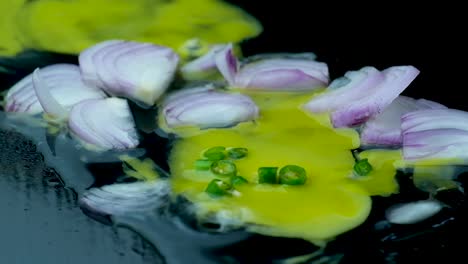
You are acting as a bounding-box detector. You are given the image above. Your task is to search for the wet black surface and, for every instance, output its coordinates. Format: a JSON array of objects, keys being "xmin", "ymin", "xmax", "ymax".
[{"xmin": 0, "ymin": 130, "xmax": 163, "ymax": 264}]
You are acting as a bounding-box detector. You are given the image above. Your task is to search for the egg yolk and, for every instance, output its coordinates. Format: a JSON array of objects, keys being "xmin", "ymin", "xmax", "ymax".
[
  {"xmin": 0, "ymin": 0, "xmax": 261, "ymax": 56},
  {"xmin": 168, "ymin": 91, "xmax": 400, "ymax": 244}
]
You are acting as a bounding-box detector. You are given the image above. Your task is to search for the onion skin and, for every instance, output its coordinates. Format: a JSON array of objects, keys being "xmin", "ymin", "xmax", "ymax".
[
  {"xmin": 215, "ymin": 44, "xmax": 329, "ymax": 91},
  {"xmin": 68, "ymin": 98, "xmax": 139, "ymax": 150},
  {"xmin": 161, "ymin": 85, "xmax": 259, "ymax": 129},
  {"xmin": 360, "ymin": 96, "xmax": 446, "ymax": 146},
  {"xmin": 78, "ymin": 40, "xmax": 179, "ymax": 108},
  {"xmin": 402, "ymin": 109, "xmax": 468, "ymax": 161},
  {"xmin": 304, "ymin": 65, "xmax": 420, "ymax": 128},
  {"xmin": 5, "ymin": 64, "xmax": 106, "ymax": 115}
]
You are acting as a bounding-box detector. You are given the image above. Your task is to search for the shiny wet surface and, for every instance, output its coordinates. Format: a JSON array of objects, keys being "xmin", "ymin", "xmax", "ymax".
[{"xmin": 0, "ymin": 129, "xmax": 162, "ymax": 264}]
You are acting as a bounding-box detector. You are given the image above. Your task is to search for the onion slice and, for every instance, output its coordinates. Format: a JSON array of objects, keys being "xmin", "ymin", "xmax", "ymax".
[
  {"xmin": 385, "ymin": 200, "xmax": 443, "ymax": 224},
  {"xmin": 161, "ymin": 85, "xmax": 259, "ymax": 129},
  {"xmin": 68, "ymin": 98, "xmax": 139, "ymax": 150},
  {"xmin": 4, "ymin": 64, "xmax": 106, "ymax": 115},
  {"xmin": 181, "ymin": 44, "xmax": 226, "ymax": 80},
  {"xmin": 402, "ymin": 108, "xmax": 468, "ymax": 133},
  {"xmin": 80, "ymin": 180, "xmax": 170, "ymax": 217},
  {"xmin": 215, "ymin": 44, "xmax": 329, "ymax": 91},
  {"xmin": 360, "ymin": 96, "xmax": 446, "ymax": 146},
  {"xmin": 402, "ymin": 108, "xmax": 468, "ymax": 161},
  {"xmin": 78, "ymin": 40, "xmax": 123, "ymax": 88},
  {"xmin": 78, "ymin": 40, "xmax": 179, "ymax": 107},
  {"xmin": 304, "ymin": 66, "xmax": 384, "ymax": 113},
  {"xmin": 304, "ymin": 65, "xmax": 420, "ymax": 128},
  {"xmin": 32, "ymin": 69, "xmax": 68, "ymax": 120}
]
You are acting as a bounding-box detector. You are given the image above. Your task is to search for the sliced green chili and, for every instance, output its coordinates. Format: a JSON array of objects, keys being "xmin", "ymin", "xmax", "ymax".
[
  {"xmin": 258, "ymin": 167, "xmax": 278, "ymax": 184},
  {"xmin": 205, "ymin": 179, "xmax": 232, "ymax": 197},
  {"xmin": 211, "ymin": 160, "xmax": 237, "ymax": 177},
  {"xmin": 279, "ymin": 165, "xmax": 307, "ymax": 185},
  {"xmin": 203, "ymin": 146, "xmax": 226, "ymax": 160},
  {"xmin": 194, "ymin": 159, "xmax": 213, "ymax": 170},
  {"xmin": 231, "ymin": 175, "xmax": 248, "ymax": 185},
  {"xmin": 353, "ymin": 158, "xmax": 373, "ymax": 176},
  {"xmin": 227, "ymin": 147, "xmax": 248, "ymax": 159}
]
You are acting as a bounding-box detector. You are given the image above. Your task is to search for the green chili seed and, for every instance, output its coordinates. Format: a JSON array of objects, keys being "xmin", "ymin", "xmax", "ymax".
[
  {"xmin": 258, "ymin": 167, "xmax": 278, "ymax": 184},
  {"xmin": 194, "ymin": 159, "xmax": 213, "ymax": 170},
  {"xmin": 231, "ymin": 175, "xmax": 248, "ymax": 185},
  {"xmin": 279, "ymin": 165, "xmax": 307, "ymax": 185},
  {"xmin": 203, "ymin": 146, "xmax": 226, "ymax": 160},
  {"xmin": 211, "ymin": 160, "xmax": 237, "ymax": 177},
  {"xmin": 353, "ymin": 158, "xmax": 373, "ymax": 176},
  {"xmin": 205, "ymin": 179, "xmax": 232, "ymax": 197},
  {"xmin": 227, "ymin": 147, "xmax": 248, "ymax": 159}
]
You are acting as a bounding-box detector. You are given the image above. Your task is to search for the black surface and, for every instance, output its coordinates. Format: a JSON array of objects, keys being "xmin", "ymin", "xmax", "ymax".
[{"xmin": 233, "ymin": 1, "xmax": 468, "ymax": 110}]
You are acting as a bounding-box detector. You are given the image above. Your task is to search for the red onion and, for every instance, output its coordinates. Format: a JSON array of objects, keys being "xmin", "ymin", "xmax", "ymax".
[
  {"xmin": 78, "ymin": 40, "xmax": 179, "ymax": 108},
  {"xmin": 161, "ymin": 85, "xmax": 259, "ymax": 129},
  {"xmin": 4, "ymin": 64, "xmax": 106, "ymax": 115},
  {"xmin": 304, "ymin": 67, "xmax": 384, "ymax": 113},
  {"xmin": 360, "ymin": 96, "xmax": 446, "ymax": 146},
  {"xmin": 402, "ymin": 109, "xmax": 468, "ymax": 133},
  {"xmin": 215, "ymin": 44, "xmax": 329, "ymax": 91},
  {"xmin": 68, "ymin": 98, "xmax": 139, "ymax": 150},
  {"xmin": 80, "ymin": 180, "xmax": 170, "ymax": 216},
  {"xmin": 181, "ymin": 44, "xmax": 226, "ymax": 79},
  {"xmin": 304, "ymin": 66, "xmax": 420, "ymax": 128},
  {"xmin": 402, "ymin": 109, "xmax": 468, "ymax": 161}
]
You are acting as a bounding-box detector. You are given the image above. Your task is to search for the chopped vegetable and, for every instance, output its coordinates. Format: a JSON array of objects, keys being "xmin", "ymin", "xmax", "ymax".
[
  {"xmin": 227, "ymin": 147, "xmax": 248, "ymax": 159},
  {"xmin": 4, "ymin": 64, "xmax": 105, "ymax": 115},
  {"xmin": 304, "ymin": 65, "xmax": 420, "ymax": 128},
  {"xmin": 181, "ymin": 44, "xmax": 226, "ymax": 79},
  {"xmin": 258, "ymin": 167, "xmax": 278, "ymax": 184},
  {"xmin": 194, "ymin": 159, "xmax": 213, "ymax": 170},
  {"xmin": 205, "ymin": 179, "xmax": 232, "ymax": 197},
  {"xmin": 31, "ymin": 68, "xmax": 68, "ymax": 120},
  {"xmin": 68, "ymin": 98, "xmax": 139, "ymax": 150},
  {"xmin": 210, "ymin": 160, "xmax": 237, "ymax": 177},
  {"xmin": 161, "ymin": 85, "xmax": 259, "ymax": 129},
  {"xmin": 79, "ymin": 40, "xmax": 179, "ymax": 108},
  {"xmin": 402, "ymin": 109, "xmax": 468, "ymax": 161},
  {"xmin": 215, "ymin": 44, "xmax": 329, "ymax": 91},
  {"xmin": 353, "ymin": 159, "xmax": 373, "ymax": 176},
  {"xmin": 231, "ymin": 176, "xmax": 248, "ymax": 185},
  {"xmin": 360, "ymin": 96, "xmax": 446, "ymax": 146},
  {"xmin": 80, "ymin": 180, "xmax": 170, "ymax": 216},
  {"xmin": 278, "ymin": 165, "xmax": 307, "ymax": 185},
  {"xmin": 203, "ymin": 146, "xmax": 226, "ymax": 160}
]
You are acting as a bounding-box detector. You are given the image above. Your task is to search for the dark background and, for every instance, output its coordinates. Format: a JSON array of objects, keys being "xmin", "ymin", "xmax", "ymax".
[{"xmin": 231, "ymin": 1, "xmax": 467, "ymax": 110}]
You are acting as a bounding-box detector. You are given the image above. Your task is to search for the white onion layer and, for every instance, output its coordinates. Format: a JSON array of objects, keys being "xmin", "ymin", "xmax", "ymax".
[
  {"xmin": 161, "ymin": 85, "xmax": 259, "ymax": 129},
  {"xmin": 78, "ymin": 40, "xmax": 179, "ymax": 107},
  {"xmin": 68, "ymin": 98, "xmax": 139, "ymax": 150},
  {"xmin": 215, "ymin": 44, "xmax": 329, "ymax": 91},
  {"xmin": 5, "ymin": 64, "xmax": 106, "ymax": 115}
]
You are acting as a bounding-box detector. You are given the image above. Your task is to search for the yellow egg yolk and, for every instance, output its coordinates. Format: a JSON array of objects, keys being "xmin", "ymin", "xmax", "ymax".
[
  {"xmin": 168, "ymin": 90, "xmax": 401, "ymax": 244},
  {"xmin": 0, "ymin": 0, "xmax": 261, "ymax": 57}
]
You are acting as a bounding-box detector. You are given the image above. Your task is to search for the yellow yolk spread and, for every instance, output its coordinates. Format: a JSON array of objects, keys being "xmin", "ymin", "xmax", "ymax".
[
  {"xmin": 0, "ymin": 0, "xmax": 261, "ymax": 57},
  {"xmin": 168, "ymin": 91, "xmax": 401, "ymax": 244}
]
